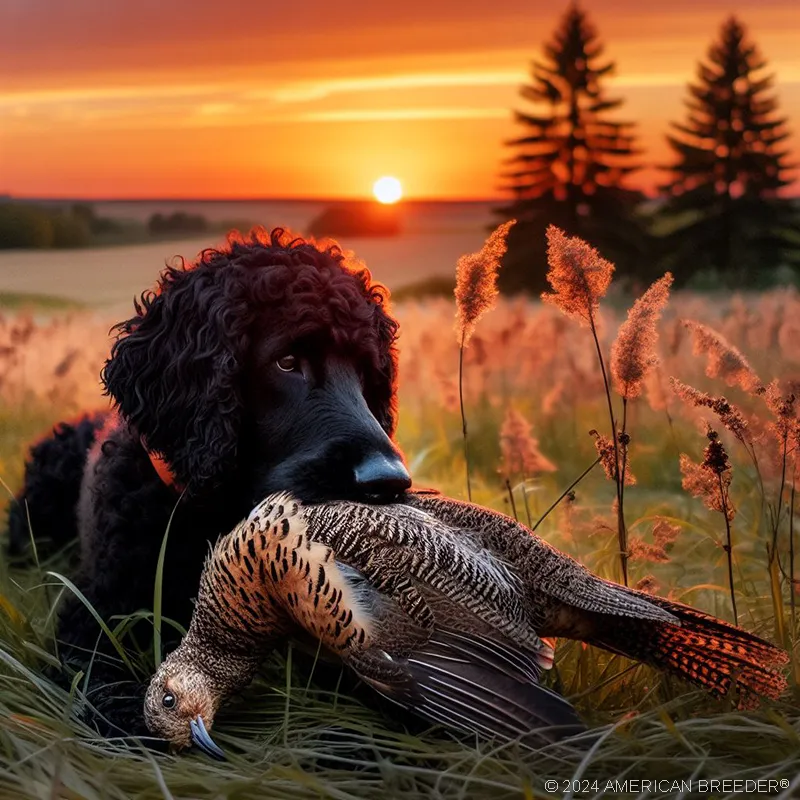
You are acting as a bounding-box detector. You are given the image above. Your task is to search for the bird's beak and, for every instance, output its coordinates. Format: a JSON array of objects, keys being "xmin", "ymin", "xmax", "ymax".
[{"xmin": 190, "ymin": 715, "xmax": 226, "ymax": 760}]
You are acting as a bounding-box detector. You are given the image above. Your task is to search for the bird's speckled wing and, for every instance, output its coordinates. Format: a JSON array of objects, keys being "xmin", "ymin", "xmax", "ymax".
[
  {"xmin": 404, "ymin": 491, "xmax": 679, "ymax": 628},
  {"xmin": 247, "ymin": 495, "xmax": 549, "ymax": 654}
]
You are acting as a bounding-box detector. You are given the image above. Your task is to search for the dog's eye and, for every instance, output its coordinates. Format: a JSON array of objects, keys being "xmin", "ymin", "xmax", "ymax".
[
  {"xmin": 162, "ymin": 693, "xmax": 177, "ymax": 709},
  {"xmin": 276, "ymin": 355, "xmax": 299, "ymax": 372}
]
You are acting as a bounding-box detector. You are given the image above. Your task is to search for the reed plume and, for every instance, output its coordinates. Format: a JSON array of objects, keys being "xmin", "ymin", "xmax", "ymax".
[
  {"xmin": 499, "ymin": 407, "xmax": 557, "ymax": 479},
  {"xmin": 683, "ymin": 320, "xmax": 763, "ymax": 394},
  {"xmin": 542, "ymin": 226, "xmax": 614, "ymax": 325},
  {"xmin": 629, "ymin": 519, "xmax": 681, "ymax": 564},
  {"xmin": 669, "ymin": 378, "xmax": 752, "ymax": 447},
  {"xmin": 761, "ymin": 380, "xmax": 798, "ymax": 622},
  {"xmin": 763, "ymin": 380, "xmax": 798, "ymax": 444},
  {"xmin": 634, "ymin": 575, "xmax": 661, "ymax": 594},
  {"xmin": 611, "ymin": 274, "xmax": 673, "ymax": 401},
  {"xmin": 592, "ymin": 431, "xmax": 636, "ymax": 485},
  {"xmin": 499, "ymin": 407, "xmax": 556, "ymax": 522},
  {"xmin": 454, "ymin": 219, "xmax": 515, "ymax": 500},
  {"xmin": 609, "ymin": 273, "xmax": 674, "ymax": 572},
  {"xmin": 680, "ymin": 430, "xmax": 738, "ymax": 623},
  {"xmin": 542, "ymin": 226, "xmax": 629, "ymax": 582},
  {"xmin": 455, "ymin": 220, "xmax": 515, "ymax": 346}
]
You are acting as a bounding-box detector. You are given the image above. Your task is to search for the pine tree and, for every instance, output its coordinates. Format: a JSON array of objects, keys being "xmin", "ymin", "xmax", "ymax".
[
  {"xmin": 658, "ymin": 16, "xmax": 799, "ymax": 286},
  {"xmin": 497, "ymin": 3, "xmax": 645, "ymax": 293}
]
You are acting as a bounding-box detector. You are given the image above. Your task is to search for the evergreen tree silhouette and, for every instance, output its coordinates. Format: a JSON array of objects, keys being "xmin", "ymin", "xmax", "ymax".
[
  {"xmin": 497, "ymin": 3, "xmax": 645, "ymax": 293},
  {"xmin": 658, "ymin": 16, "xmax": 798, "ymax": 286}
]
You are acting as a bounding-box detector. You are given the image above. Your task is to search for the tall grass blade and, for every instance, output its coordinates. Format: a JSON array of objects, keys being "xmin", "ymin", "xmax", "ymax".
[
  {"xmin": 153, "ymin": 490, "xmax": 185, "ymax": 669},
  {"xmin": 46, "ymin": 571, "xmax": 135, "ymax": 675}
]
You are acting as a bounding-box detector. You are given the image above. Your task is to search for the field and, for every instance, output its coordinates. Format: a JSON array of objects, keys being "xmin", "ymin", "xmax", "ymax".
[
  {"xmin": 1, "ymin": 233, "xmax": 800, "ymax": 798},
  {"xmin": 0, "ymin": 200, "xmax": 494, "ymax": 312}
]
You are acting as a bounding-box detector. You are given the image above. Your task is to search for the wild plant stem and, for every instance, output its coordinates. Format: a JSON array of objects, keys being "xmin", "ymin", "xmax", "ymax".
[
  {"xmin": 505, "ymin": 479, "xmax": 518, "ymax": 521},
  {"xmin": 619, "ymin": 396, "xmax": 629, "ymax": 518},
  {"xmin": 745, "ymin": 442, "xmax": 767, "ymax": 538},
  {"xmin": 521, "ymin": 482, "xmax": 533, "ymax": 527},
  {"xmin": 589, "ymin": 312, "xmax": 627, "ymax": 585},
  {"xmin": 717, "ymin": 472, "xmax": 738, "ymax": 625},
  {"xmin": 790, "ymin": 479, "xmax": 796, "ymax": 642},
  {"xmin": 772, "ymin": 430, "xmax": 789, "ymax": 563},
  {"xmin": 532, "ymin": 457, "xmax": 601, "ymax": 531},
  {"xmin": 458, "ymin": 331, "xmax": 472, "ymax": 501}
]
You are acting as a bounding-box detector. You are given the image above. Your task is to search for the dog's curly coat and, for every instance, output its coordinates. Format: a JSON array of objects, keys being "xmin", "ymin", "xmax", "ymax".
[{"xmin": 7, "ymin": 228, "xmax": 407, "ymax": 736}]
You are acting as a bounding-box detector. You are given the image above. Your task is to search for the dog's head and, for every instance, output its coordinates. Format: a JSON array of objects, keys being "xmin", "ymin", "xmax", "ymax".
[{"xmin": 102, "ymin": 228, "xmax": 408, "ymax": 503}]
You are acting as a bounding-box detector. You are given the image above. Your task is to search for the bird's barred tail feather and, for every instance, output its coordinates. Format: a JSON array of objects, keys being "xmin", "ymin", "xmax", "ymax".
[{"xmin": 589, "ymin": 594, "xmax": 788, "ymax": 703}]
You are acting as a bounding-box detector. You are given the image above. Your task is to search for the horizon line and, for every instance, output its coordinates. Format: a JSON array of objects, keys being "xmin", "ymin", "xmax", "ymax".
[{"xmin": 2, "ymin": 193, "xmax": 505, "ymax": 205}]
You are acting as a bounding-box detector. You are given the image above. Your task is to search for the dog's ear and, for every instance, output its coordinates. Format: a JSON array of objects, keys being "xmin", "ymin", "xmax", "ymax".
[
  {"xmin": 102, "ymin": 263, "xmax": 250, "ymax": 492},
  {"xmin": 367, "ymin": 295, "xmax": 400, "ymax": 438}
]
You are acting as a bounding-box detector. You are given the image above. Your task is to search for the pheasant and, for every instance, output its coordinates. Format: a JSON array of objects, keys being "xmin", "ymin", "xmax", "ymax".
[{"xmin": 144, "ymin": 491, "xmax": 788, "ymax": 757}]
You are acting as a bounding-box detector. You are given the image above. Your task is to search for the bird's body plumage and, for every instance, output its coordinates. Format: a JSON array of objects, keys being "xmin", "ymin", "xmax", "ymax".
[{"xmin": 145, "ymin": 490, "xmax": 788, "ymax": 752}]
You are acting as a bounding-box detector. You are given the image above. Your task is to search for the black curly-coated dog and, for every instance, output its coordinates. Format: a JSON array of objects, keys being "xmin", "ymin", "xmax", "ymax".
[{"xmin": 7, "ymin": 228, "xmax": 410, "ymax": 736}]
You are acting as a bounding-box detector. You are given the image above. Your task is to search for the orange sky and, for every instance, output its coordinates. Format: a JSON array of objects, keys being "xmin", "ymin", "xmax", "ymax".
[{"xmin": 1, "ymin": 0, "xmax": 798, "ymax": 200}]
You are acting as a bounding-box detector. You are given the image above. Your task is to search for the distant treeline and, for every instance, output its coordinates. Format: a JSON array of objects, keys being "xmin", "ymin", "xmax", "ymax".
[
  {"xmin": 0, "ymin": 203, "xmax": 121, "ymax": 249},
  {"xmin": 147, "ymin": 211, "xmax": 208, "ymax": 236},
  {"xmin": 0, "ymin": 203, "xmax": 215, "ymax": 250}
]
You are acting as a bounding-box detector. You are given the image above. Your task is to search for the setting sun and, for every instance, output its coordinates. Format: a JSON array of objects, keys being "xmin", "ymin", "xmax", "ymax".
[{"xmin": 373, "ymin": 176, "xmax": 403, "ymax": 204}]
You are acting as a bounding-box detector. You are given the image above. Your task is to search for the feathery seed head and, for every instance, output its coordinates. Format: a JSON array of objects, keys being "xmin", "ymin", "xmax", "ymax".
[
  {"xmin": 499, "ymin": 407, "xmax": 557, "ymax": 478},
  {"xmin": 763, "ymin": 379, "xmax": 797, "ymax": 438},
  {"xmin": 629, "ymin": 518, "xmax": 680, "ymax": 564},
  {"xmin": 634, "ymin": 575, "xmax": 661, "ymax": 594},
  {"xmin": 454, "ymin": 220, "xmax": 515, "ymax": 346},
  {"xmin": 611, "ymin": 273, "xmax": 673, "ymax": 399},
  {"xmin": 144, "ymin": 644, "xmax": 224, "ymax": 755},
  {"xmin": 592, "ymin": 431, "xmax": 617, "ymax": 482},
  {"xmin": 628, "ymin": 537, "xmax": 671, "ymax": 563},
  {"xmin": 669, "ymin": 378, "xmax": 751, "ymax": 445},
  {"xmin": 542, "ymin": 226, "xmax": 614, "ymax": 325},
  {"xmin": 680, "ymin": 431, "xmax": 735, "ymax": 522},
  {"xmin": 703, "ymin": 429, "xmax": 731, "ymax": 476},
  {"xmin": 652, "ymin": 518, "xmax": 681, "ymax": 549},
  {"xmin": 682, "ymin": 320, "xmax": 763, "ymax": 393},
  {"xmin": 591, "ymin": 430, "xmax": 636, "ymax": 485}
]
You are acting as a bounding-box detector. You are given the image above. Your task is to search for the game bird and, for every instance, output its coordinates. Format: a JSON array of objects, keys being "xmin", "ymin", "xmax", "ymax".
[{"xmin": 144, "ymin": 491, "xmax": 788, "ymax": 757}]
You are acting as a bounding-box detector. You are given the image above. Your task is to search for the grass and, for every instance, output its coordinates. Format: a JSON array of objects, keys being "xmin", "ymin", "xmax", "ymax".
[
  {"xmin": 2, "ymin": 290, "xmax": 800, "ymax": 798},
  {"xmin": 0, "ymin": 293, "xmax": 86, "ymax": 312}
]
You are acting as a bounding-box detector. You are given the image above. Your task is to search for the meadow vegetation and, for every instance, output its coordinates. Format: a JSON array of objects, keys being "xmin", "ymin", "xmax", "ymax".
[{"xmin": 1, "ymin": 237, "xmax": 800, "ymax": 796}]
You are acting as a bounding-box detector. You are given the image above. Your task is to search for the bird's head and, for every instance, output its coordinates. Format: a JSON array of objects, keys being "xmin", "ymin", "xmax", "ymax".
[{"xmin": 144, "ymin": 650, "xmax": 226, "ymax": 759}]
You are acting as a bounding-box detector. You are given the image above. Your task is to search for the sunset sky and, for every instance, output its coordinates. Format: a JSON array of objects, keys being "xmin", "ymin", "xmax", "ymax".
[{"xmin": 1, "ymin": 0, "xmax": 798, "ymax": 200}]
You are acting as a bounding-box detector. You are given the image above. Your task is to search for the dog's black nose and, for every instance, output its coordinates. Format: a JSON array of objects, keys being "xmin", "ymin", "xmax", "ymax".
[{"xmin": 353, "ymin": 453, "xmax": 411, "ymax": 498}]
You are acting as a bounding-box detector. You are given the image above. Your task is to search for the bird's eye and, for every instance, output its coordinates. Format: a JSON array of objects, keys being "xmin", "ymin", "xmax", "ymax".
[
  {"xmin": 276, "ymin": 354, "xmax": 298, "ymax": 372},
  {"xmin": 162, "ymin": 693, "xmax": 176, "ymax": 709}
]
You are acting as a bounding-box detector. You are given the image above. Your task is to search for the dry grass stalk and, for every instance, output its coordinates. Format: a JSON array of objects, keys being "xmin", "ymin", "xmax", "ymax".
[
  {"xmin": 763, "ymin": 380, "xmax": 798, "ymax": 444},
  {"xmin": 611, "ymin": 273, "xmax": 673, "ymax": 400},
  {"xmin": 542, "ymin": 226, "xmax": 614, "ymax": 326},
  {"xmin": 454, "ymin": 220, "xmax": 515, "ymax": 501},
  {"xmin": 499, "ymin": 407, "xmax": 557, "ymax": 479},
  {"xmin": 454, "ymin": 220, "xmax": 515, "ymax": 347},
  {"xmin": 634, "ymin": 575, "xmax": 661, "ymax": 594},
  {"xmin": 669, "ymin": 378, "xmax": 752, "ymax": 446},
  {"xmin": 543, "ymin": 226, "xmax": 628, "ymax": 583},
  {"xmin": 653, "ymin": 518, "xmax": 681, "ymax": 548},
  {"xmin": 629, "ymin": 519, "xmax": 680, "ymax": 564},
  {"xmin": 680, "ymin": 440, "xmax": 736, "ymax": 523},
  {"xmin": 591, "ymin": 431, "xmax": 635, "ymax": 486},
  {"xmin": 610, "ymin": 273, "xmax": 674, "ymax": 576},
  {"xmin": 680, "ymin": 429, "xmax": 738, "ymax": 623},
  {"xmin": 683, "ymin": 320, "xmax": 763, "ymax": 394}
]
